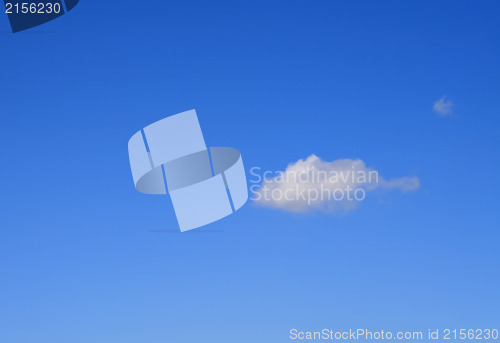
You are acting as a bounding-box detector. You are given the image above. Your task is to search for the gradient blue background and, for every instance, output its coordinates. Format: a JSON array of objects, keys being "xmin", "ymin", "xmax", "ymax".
[{"xmin": 1, "ymin": 1, "xmax": 499, "ymax": 342}]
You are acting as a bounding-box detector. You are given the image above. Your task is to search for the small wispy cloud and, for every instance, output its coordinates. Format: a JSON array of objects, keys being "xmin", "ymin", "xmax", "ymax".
[
  {"xmin": 251, "ymin": 155, "xmax": 420, "ymax": 213},
  {"xmin": 433, "ymin": 95, "xmax": 453, "ymax": 116}
]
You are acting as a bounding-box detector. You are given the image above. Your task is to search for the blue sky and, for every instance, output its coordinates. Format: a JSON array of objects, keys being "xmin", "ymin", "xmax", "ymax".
[{"xmin": 0, "ymin": 1, "xmax": 499, "ymax": 342}]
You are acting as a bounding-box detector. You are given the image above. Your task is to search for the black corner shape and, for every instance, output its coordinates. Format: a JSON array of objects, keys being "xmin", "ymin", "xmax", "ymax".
[
  {"xmin": 4, "ymin": 0, "xmax": 79, "ymax": 33},
  {"xmin": 64, "ymin": 0, "xmax": 77, "ymax": 11}
]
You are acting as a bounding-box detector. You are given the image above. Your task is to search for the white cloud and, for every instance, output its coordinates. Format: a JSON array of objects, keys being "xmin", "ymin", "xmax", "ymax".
[
  {"xmin": 251, "ymin": 155, "xmax": 420, "ymax": 213},
  {"xmin": 433, "ymin": 95, "xmax": 453, "ymax": 116}
]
